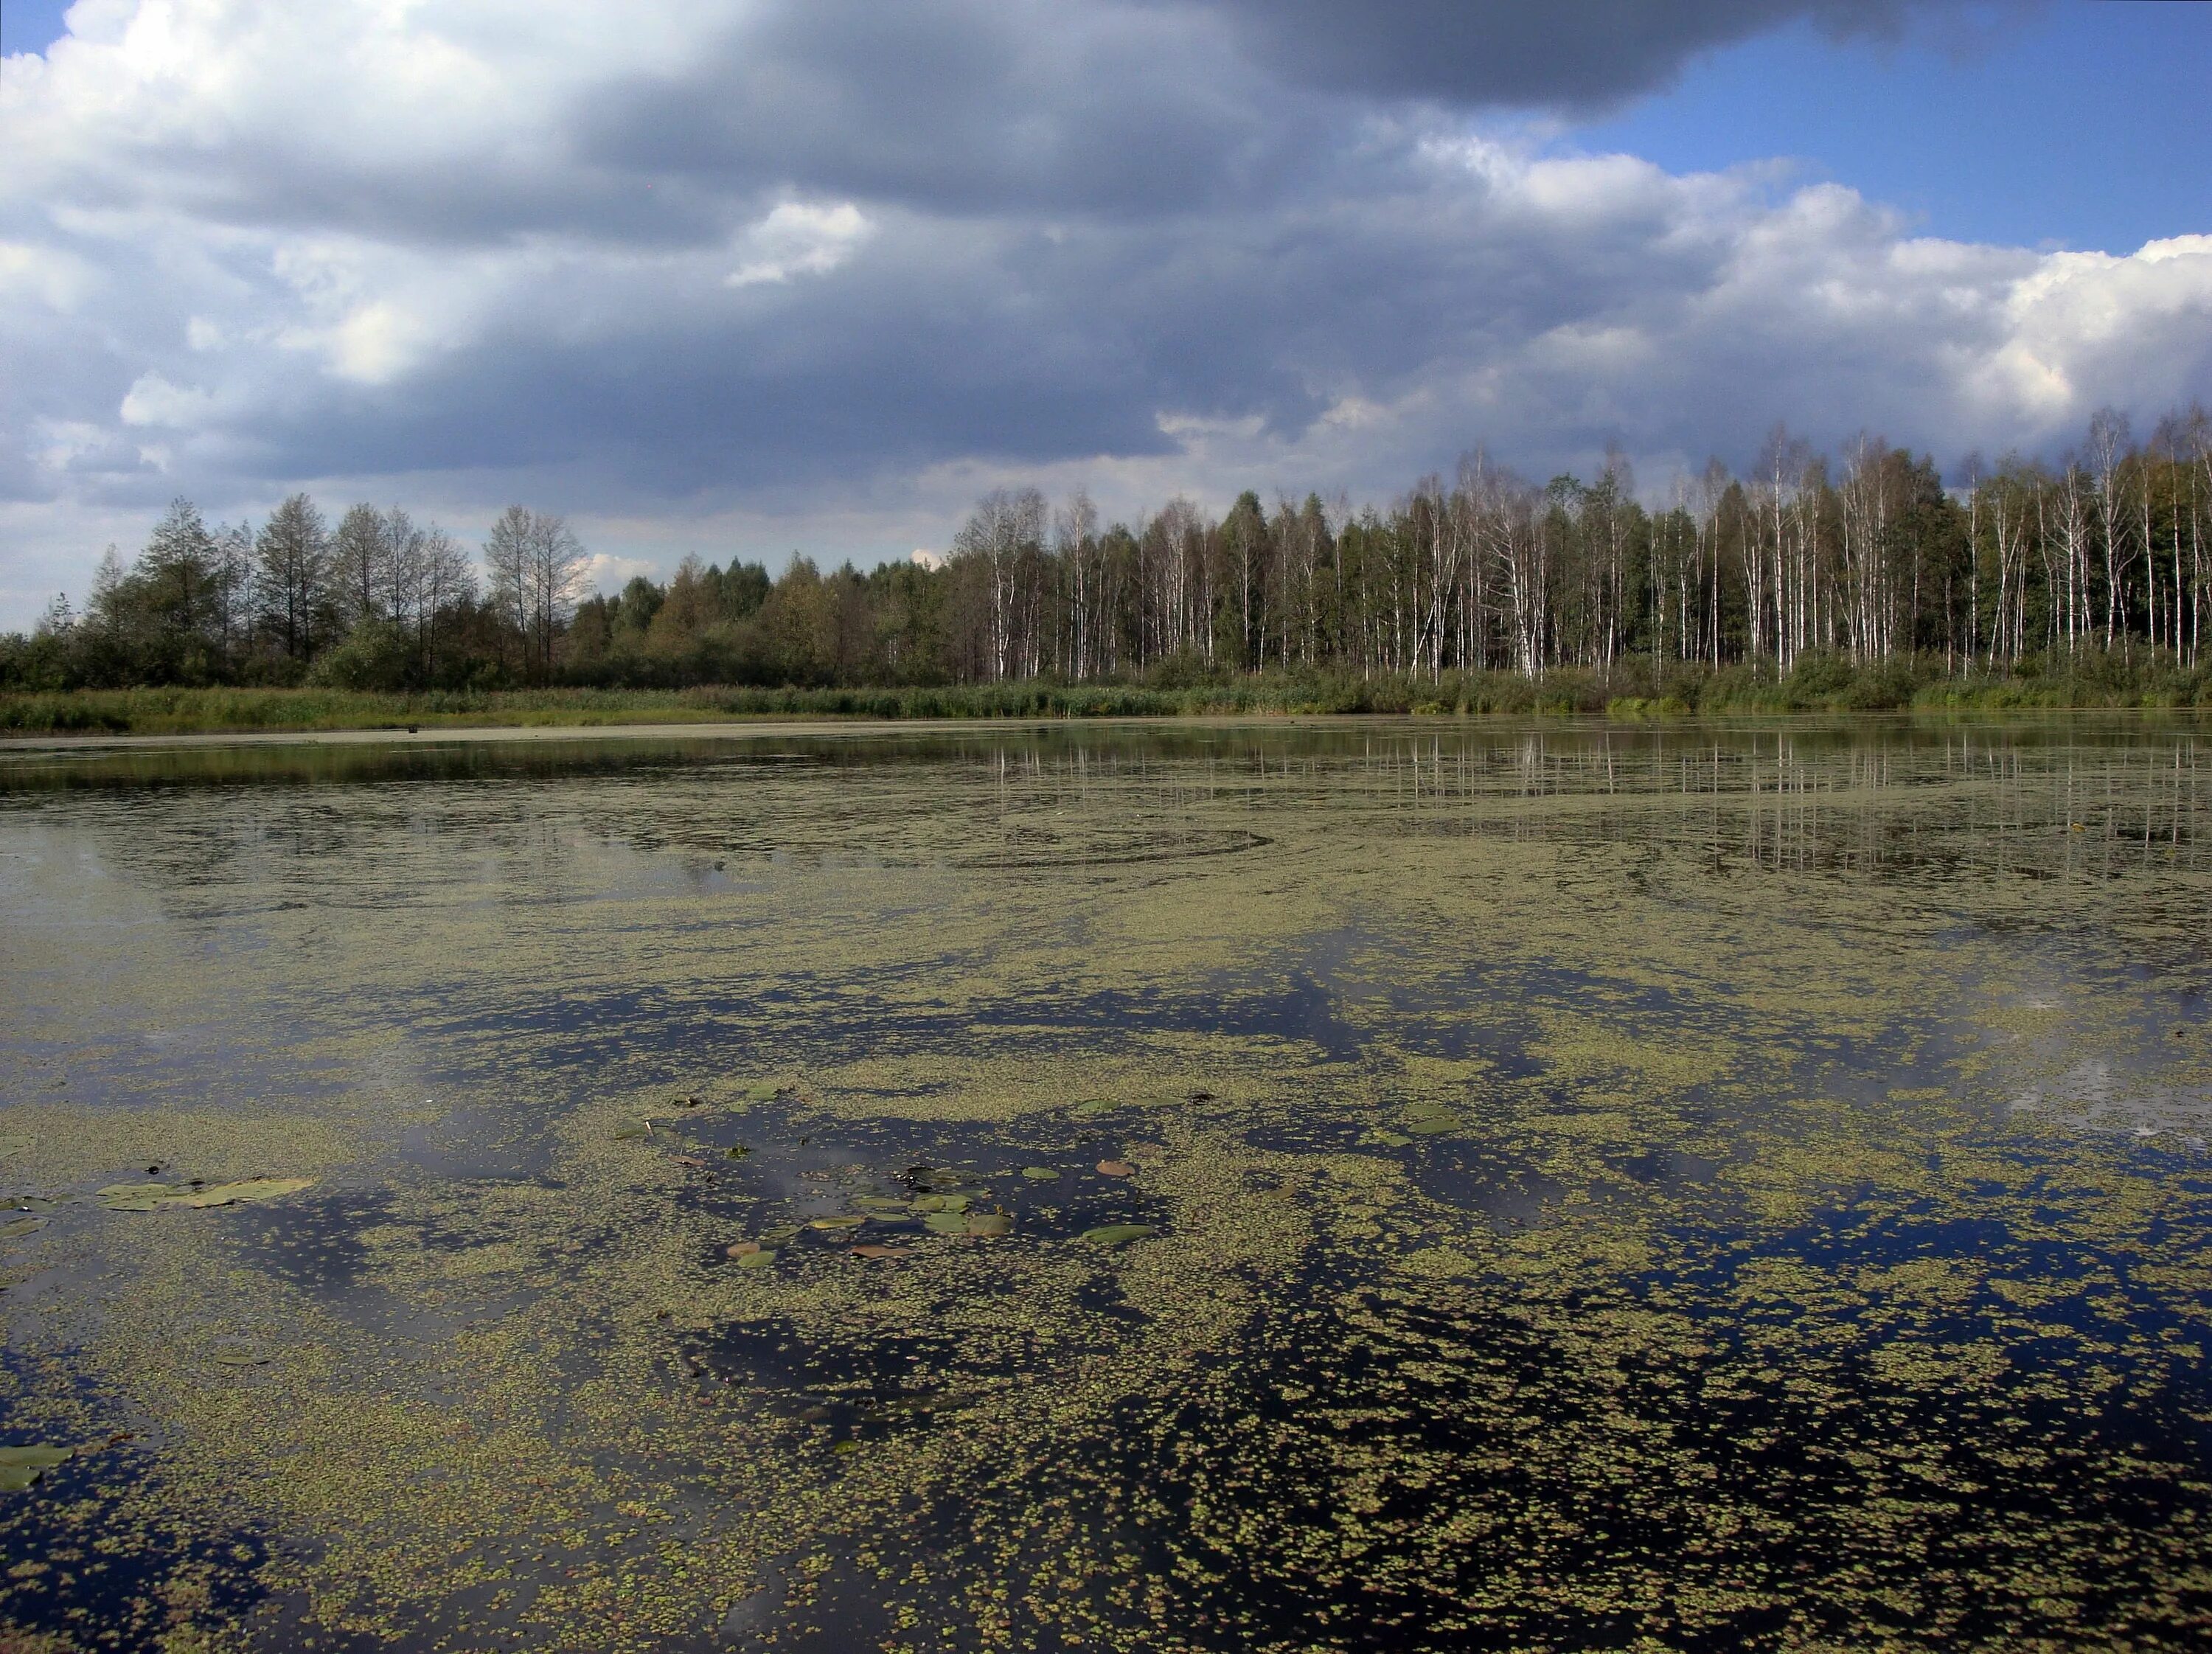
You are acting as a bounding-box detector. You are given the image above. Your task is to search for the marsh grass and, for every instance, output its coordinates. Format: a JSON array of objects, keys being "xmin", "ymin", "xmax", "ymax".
[{"xmin": 4, "ymin": 650, "xmax": 2209, "ymax": 735}]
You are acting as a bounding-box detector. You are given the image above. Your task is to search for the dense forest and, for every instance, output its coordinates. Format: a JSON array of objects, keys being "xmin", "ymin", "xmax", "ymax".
[{"xmin": 6, "ymin": 407, "xmax": 2208, "ymax": 697}]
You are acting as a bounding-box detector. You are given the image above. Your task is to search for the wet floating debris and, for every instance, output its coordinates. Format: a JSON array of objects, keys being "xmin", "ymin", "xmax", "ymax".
[
  {"xmin": 94, "ymin": 1177, "xmax": 315, "ymax": 1212},
  {"xmin": 1075, "ymin": 1224, "xmax": 1156, "ymax": 1248},
  {"xmin": 726, "ymin": 1241, "xmax": 765, "ymax": 1258},
  {"xmin": 1096, "ymin": 1159, "xmax": 1135, "ymax": 1178}
]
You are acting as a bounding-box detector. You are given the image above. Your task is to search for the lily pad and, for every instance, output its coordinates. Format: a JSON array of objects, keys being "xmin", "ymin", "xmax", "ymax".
[
  {"xmin": 921, "ymin": 1212, "xmax": 973, "ymax": 1235},
  {"xmin": 726, "ymin": 1241, "xmax": 764, "ymax": 1257},
  {"xmin": 1096, "ymin": 1160, "xmax": 1135, "ymax": 1178},
  {"xmin": 807, "ymin": 1215, "xmax": 866, "ymax": 1231},
  {"xmin": 1020, "ymin": 1167, "xmax": 1060, "ymax": 1181},
  {"xmin": 611, "ymin": 1122, "xmax": 653, "ymax": 1142},
  {"xmin": 1403, "ymin": 1113, "xmax": 1458, "ymax": 1136},
  {"xmin": 914, "ymin": 1194, "xmax": 970, "ymax": 1215},
  {"xmin": 0, "ymin": 1217, "xmax": 44, "ymax": 1240},
  {"xmin": 734, "ymin": 1248, "xmax": 779, "ymax": 1269},
  {"xmin": 1371, "ymin": 1130, "xmax": 1414, "ymax": 1148},
  {"xmin": 964, "ymin": 1212, "xmax": 1012, "ymax": 1237},
  {"xmin": 173, "ymin": 1178, "xmax": 316, "ymax": 1209},
  {"xmin": 0, "ymin": 1444, "xmax": 80, "ymax": 1493},
  {"xmin": 742, "ymin": 1082, "xmax": 783, "ymax": 1103},
  {"xmin": 853, "ymin": 1195, "xmax": 911, "ymax": 1213},
  {"xmin": 211, "ymin": 1351, "xmax": 268, "ymax": 1367},
  {"xmin": 850, "ymin": 1244, "xmax": 911, "ymax": 1260},
  {"xmin": 1077, "ymin": 1224, "xmax": 1157, "ymax": 1248}
]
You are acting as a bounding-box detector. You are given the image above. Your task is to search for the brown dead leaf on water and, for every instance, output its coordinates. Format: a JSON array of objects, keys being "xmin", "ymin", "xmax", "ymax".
[
  {"xmin": 850, "ymin": 1244, "xmax": 911, "ymax": 1260},
  {"xmin": 1096, "ymin": 1160, "xmax": 1134, "ymax": 1178}
]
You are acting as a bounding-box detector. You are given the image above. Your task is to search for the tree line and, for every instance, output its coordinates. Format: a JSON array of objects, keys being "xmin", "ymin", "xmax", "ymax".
[{"xmin": 7, "ymin": 405, "xmax": 2208, "ymax": 695}]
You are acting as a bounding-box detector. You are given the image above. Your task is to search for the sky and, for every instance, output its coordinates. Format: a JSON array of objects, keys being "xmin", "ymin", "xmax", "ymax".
[{"xmin": 1, "ymin": 0, "xmax": 2208, "ymax": 627}]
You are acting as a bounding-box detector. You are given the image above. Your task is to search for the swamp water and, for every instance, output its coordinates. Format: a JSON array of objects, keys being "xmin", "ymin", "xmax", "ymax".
[{"xmin": 0, "ymin": 715, "xmax": 2208, "ymax": 1653}]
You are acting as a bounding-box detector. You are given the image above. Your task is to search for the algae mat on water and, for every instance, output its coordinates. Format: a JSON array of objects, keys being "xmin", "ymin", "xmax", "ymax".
[{"xmin": 1, "ymin": 717, "xmax": 2209, "ymax": 1652}]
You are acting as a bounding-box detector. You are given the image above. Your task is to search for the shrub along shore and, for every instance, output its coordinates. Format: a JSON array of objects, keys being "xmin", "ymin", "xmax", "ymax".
[{"xmin": 4, "ymin": 654, "xmax": 2208, "ymax": 737}]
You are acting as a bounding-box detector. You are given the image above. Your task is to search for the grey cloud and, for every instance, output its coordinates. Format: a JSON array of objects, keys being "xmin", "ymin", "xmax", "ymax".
[{"xmin": 1199, "ymin": 0, "xmax": 1962, "ymax": 107}]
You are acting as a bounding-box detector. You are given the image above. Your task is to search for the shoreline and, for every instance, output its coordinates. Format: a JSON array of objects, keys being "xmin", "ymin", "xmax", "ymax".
[{"xmin": 4, "ymin": 701, "xmax": 2205, "ymax": 752}]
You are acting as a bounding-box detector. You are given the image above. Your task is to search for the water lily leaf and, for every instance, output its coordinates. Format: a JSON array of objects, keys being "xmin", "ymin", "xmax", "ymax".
[
  {"xmin": 1096, "ymin": 1160, "xmax": 1135, "ymax": 1178},
  {"xmin": 726, "ymin": 1241, "xmax": 763, "ymax": 1257},
  {"xmin": 850, "ymin": 1244, "xmax": 911, "ymax": 1260},
  {"xmin": 1, "ymin": 1197, "xmax": 57, "ymax": 1213},
  {"xmin": 1404, "ymin": 1116, "xmax": 1457, "ymax": 1136},
  {"xmin": 0, "ymin": 1445, "xmax": 76, "ymax": 1469},
  {"xmin": 1372, "ymin": 1131, "xmax": 1414, "ymax": 1148},
  {"xmin": 759, "ymin": 1226, "xmax": 801, "ymax": 1243},
  {"xmin": 964, "ymin": 1213, "xmax": 1012, "ymax": 1237},
  {"xmin": 734, "ymin": 1248, "xmax": 779, "ymax": 1269},
  {"xmin": 0, "ymin": 1217, "xmax": 43, "ymax": 1240},
  {"xmin": 211, "ymin": 1351, "xmax": 266, "ymax": 1367},
  {"xmin": 922, "ymin": 1212, "xmax": 973, "ymax": 1234},
  {"xmin": 172, "ymin": 1178, "xmax": 315, "ymax": 1209},
  {"xmin": 1077, "ymin": 1224, "xmax": 1156, "ymax": 1247},
  {"xmin": 742, "ymin": 1083, "xmax": 782, "ymax": 1103},
  {"xmin": 1068, "ymin": 1099, "xmax": 1116, "ymax": 1118},
  {"xmin": 612, "ymin": 1123, "xmax": 652, "ymax": 1142},
  {"xmin": 1020, "ymin": 1167, "xmax": 1060, "ymax": 1181},
  {"xmin": 807, "ymin": 1215, "xmax": 866, "ymax": 1231},
  {"xmin": 913, "ymin": 1194, "xmax": 970, "ymax": 1214},
  {"xmin": 0, "ymin": 1444, "xmax": 79, "ymax": 1493},
  {"xmin": 853, "ymin": 1195, "xmax": 911, "ymax": 1212}
]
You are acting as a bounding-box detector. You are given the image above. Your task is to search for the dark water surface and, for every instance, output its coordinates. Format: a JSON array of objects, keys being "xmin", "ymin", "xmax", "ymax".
[{"xmin": 2, "ymin": 715, "xmax": 2209, "ymax": 1652}]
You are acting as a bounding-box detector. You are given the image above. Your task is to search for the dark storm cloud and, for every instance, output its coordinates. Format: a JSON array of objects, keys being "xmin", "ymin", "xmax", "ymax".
[{"xmin": 1199, "ymin": 0, "xmax": 1940, "ymax": 107}]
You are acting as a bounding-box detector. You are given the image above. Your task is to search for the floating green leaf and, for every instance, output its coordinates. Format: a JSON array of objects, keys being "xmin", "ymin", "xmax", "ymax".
[
  {"xmin": 0, "ymin": 1217, "xmax": 44, "ymax": 1241},
  {"xmin": 914, "ymin": 1194, "xmax": 970, "ymax": 1215},
  {"xmin": 1077, "ymin": 1224, "xmax": 1157, "ymax": 1247},
  {"xmin": 0, "ymin": 1444, "xmax": 80, "ymax": 1493},
  {"xmin": 807, "ymin": 1215, "xmax": 866, "ymax": 1231},
  {"xmin": 964, "ymin": 1212, "xmax": 1012, "ymax": 1237},
  {"xmin": 173, "ymin": 1178, "xmax": 316, "ymax": 1209},
  {"xmin": 734, "ymin": 1248, "xmax": 779, "ymax": 1270},
  {"xmin": 1020, "ymin": 1167, "xmax": 1060, "ymax": 1181}
]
